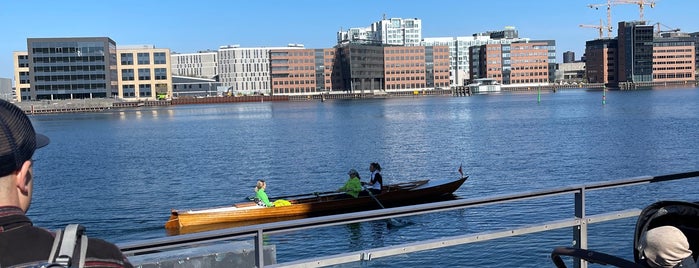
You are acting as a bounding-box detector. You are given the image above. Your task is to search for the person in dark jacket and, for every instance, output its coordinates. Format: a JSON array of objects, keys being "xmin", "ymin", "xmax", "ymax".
[
  {"xmin": 361, "ymin": 162, "xmax": 383, "ymax": 195},
  {"xmin": 0, "ymin": 99, "xmax": 133, "ymax": 267}
]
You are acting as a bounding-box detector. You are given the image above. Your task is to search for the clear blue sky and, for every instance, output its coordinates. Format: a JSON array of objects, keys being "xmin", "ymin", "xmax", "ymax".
[{"xmin": 0, "ymin": 0, "xmax": 695, "ymax": 80}]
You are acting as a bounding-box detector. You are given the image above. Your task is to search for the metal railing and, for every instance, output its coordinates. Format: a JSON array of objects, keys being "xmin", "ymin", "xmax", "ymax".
[{"xmin": 119, "ymin": 171, "xmax": 699, "ymax": 268}]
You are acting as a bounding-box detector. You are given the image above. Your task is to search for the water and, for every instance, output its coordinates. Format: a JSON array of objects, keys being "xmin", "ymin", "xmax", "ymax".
[{"xmin": 26, "ymin": 87, "xmax": 699, "ymax": 267}]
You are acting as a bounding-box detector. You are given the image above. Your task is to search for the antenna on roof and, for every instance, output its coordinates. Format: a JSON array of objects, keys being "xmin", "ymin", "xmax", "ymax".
[{"xmin": 383, "ymin": 13, "xmax": 386, "ymax": 20}]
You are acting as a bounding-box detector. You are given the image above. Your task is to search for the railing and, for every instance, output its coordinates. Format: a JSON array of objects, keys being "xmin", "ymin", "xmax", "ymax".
[{"xmin": 119, "ymin": 171, "xmax": 699, "ymax": 268}]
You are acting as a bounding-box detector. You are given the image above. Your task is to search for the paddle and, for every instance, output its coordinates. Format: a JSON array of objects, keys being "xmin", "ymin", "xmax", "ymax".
[
  {"xmin": 246, "ymin": 190, "xmax": 337, "ymax": 202},
  {"xmin": 363, "ymin": 186, "xmax": 407, "ymax": 228}
]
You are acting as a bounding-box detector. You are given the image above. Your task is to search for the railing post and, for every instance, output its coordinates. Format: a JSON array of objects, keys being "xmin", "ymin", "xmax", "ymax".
[
  {"xmin": 574, "ymin": 188, "xmax": 587, "ymax": 268},
  {"xmin": 255, "ymin": 229, "xmax": 264, "ymax": 268}
]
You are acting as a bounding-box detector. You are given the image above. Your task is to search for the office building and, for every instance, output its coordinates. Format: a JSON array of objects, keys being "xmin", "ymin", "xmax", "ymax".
[
  {"xmin": 171, "ymin": 50, "xmax": 218, "ymax": 79},
  {"xmin": 269, "ymin": 48, "xmax": 341, "ymax": 95},
  {"xmin": 469, "ymin": 40, "xmax": 554, "ymax": 85},
  {"xmin": 116, "ymin": 45, "xmax": 173, "ymax": 100},
  {"xmin": 618, "ymin": 21, "xmax": 654, "ymax": 82},
  {"xmin": 26, "ymin": 37, "xmax": 118, "ymax": 100},
  {"xmin": 384, "ymin": 45, "xmax": 450, "ymax": 90},
  {"xmin": 218, "ymin": 45, "xmax": 304, "ymax": 95},
  {"xmin": 12, "ymin": 51, "xmax": 30, "ymax": 102},
  {"xmin": 652, "ymin": 38, "xmax": 695, "ymax": 82},
  {"xmin": 585, "ymin": 39, "xmax": 618, "ymax": 84},
  {"xmin": 422, "ymin": 27, "xmax": 529, "ymax": 86},
  {"xmin": 563, "ymin": 51, "xmax": 576, "ymax": 63}
]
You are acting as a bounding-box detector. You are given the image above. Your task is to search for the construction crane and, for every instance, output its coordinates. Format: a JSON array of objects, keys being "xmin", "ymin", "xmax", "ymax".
[
  {"xmin": 587, "ymin": 0, "xmax": 657, "ymax": 37},
  {"xmin": 580, "ymin": 19, "xmax": 608, "ymax": 39},
  {"xmin": 614, "ymin": 0, "xmax": 656, "ymax": 22},
  {"xmin": 654, "ymin": 22, "xmax": 680, "ymax": 35},
  {"xmin": 587, "ymin": 0, "xmax": 614, "ymax": 38}
]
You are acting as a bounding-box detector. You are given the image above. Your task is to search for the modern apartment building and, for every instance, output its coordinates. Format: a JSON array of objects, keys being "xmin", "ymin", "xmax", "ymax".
[
  {"xmin": 337, "ymin": 17, "xmax": 422, "ymax": 46},
  {"xmin": 116, "ymin": 45, "xmax": 173, "ymax": 100},
  {"xmin": 25, "ymin": 37, "xmax": 118, "ymax": 100},
  {"xmin": 469, "ymin": 40, "xmax": 555, "ymax": 85},
  {"xmin": 12, "ymin": 51, "xmax": 29, "ymax": 102},
  {"xmin": 171, "ymin": 50, "xmax": 218, "ymax": 79},
  {"xmin": 218, "ymin": 45, "xmax": 304, "ymax": 95}
]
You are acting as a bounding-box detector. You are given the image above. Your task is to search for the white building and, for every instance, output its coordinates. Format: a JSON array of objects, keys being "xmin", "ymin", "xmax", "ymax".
[
  {"xmin": 171, "ymin": 50, "xmax": 218, "ymax": 79},
  {"xmin": 217, "ymin": 44, "xmax": 304, "ymax": 95},
  {"xmin": 337, "ymin": 17, "xmax": 422, "ymax": 46}
]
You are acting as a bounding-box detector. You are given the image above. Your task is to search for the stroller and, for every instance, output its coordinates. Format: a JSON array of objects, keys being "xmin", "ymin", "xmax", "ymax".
[{"xmin": 551, "ymin": 200, "xmax": 699, "ymax": 268}]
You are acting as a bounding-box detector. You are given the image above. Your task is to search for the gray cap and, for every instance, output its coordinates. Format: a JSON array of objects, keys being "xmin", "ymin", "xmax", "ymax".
[
  {"xmin": 639, "ymin": 225, "xmax": 692, "ymax": 268},
  {"xmin": 347, "ymin": 168, "xmax": 358, "ymax": 176}
]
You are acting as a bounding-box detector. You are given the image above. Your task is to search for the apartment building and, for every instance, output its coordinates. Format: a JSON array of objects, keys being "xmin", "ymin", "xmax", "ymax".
[
  {"xmin": 116, "ymin": 45, "xmax": 173, "ymax": 100},
  {"xmin": 337, "ymin": 17, "xmax": 422, "ymax": 46},
  {"xmin": 25, "ymin": 37, "xmax": 118, "ymax": 100}
]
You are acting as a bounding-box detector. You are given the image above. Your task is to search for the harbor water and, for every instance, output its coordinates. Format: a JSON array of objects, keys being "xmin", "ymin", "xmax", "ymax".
[{"xmin": 27, "ymin": 87, "xmax": 699, "ymax": 267}]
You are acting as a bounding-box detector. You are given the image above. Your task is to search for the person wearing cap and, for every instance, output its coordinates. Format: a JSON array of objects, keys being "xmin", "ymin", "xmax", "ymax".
[
  {"xmin": 639, "ymin": 225, "xmax": 695, "ymax": 268},
  {"xmin": 337, "ymin": 169, "xmax": 362, "ymax": 198},
  {"xmin": 0, "ymin": 99, "xmax": 133, "ymax": 267}
]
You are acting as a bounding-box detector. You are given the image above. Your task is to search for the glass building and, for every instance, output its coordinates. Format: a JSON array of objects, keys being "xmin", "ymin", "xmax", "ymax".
[{"xmin": 26, "ymin": 37, "xmax": 118, "ymax": 100}]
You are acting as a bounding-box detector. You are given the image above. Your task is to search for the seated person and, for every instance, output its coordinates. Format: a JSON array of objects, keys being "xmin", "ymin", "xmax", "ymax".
[
  {"xmin": 361, "ymin": 162, "xmax": 383, "ymax": 196},
  {"xmin": 639, "ymin": 225, "xmax": 695, "ymax": 268},
  {"xmin": 338, "ymin": 169, "xmax": 362, "ymax": 198},
  {"xmin": 254, "ymin": 180, "xmax": 274, "ymax": 207}
]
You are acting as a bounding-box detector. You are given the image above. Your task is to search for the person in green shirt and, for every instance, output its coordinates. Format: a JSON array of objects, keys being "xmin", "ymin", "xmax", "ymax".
[
  {"xmin": 254, "ymin": 180, "xmax": 274, "ymax": 207},
  {"xmin": 338, "ymin": 169, "xmax": 363, "ymax": 198}
]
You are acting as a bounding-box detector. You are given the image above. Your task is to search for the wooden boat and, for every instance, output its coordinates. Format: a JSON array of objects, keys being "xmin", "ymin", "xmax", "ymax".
[{"xmin": 165, "ymin": 177, "xmax": 467, "ymax": 232}]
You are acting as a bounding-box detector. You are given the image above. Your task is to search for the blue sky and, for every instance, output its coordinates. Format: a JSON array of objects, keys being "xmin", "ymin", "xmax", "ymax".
[{"xmin": 0, "ymin": 0, "xmax": 695, "ymax": 80}]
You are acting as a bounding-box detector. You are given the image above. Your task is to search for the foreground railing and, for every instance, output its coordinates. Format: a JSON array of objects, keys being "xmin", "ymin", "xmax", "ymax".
[{"xmin": 119, "ymin": 171, "xmax": 699, "ymax": 268}]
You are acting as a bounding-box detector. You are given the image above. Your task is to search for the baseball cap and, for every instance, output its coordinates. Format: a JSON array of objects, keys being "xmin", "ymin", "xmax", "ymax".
[
  {"xmin": 0, "ymin": 99, "xmax": 50, "ymax": 177},
  {"xmin": 348, "ymin": 168, "xmax": 358, "ymax": 176}
]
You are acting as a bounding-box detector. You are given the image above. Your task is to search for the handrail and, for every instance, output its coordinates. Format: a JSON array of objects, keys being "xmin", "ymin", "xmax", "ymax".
[{"xmin": 119, "ymin": 171, "xmax": 699, "ymax": 267}]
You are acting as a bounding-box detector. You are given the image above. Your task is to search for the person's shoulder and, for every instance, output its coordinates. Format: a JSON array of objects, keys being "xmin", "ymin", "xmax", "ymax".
[{"xmin": 85, "ymin": 237, "xmax": 133, "ymax": 268}]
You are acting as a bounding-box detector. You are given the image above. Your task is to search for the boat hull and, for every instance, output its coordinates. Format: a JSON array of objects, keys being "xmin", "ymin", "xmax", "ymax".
[{"xmin": 165, "ymin": 177, "xmax": 467, "ymax": 233}]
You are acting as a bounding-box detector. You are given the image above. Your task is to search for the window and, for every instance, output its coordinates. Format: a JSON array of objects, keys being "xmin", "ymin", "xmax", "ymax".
[
  {"xmin": 154, "ymin": 68, "xmax": 167, "ymax": 80},
  {"xmin": 121, "ymin": 69, "xmax": 135, "ymax": 81},
  {"xmin": 137, "ymin": 53, "xmax": 150, "ymax": 65},
  {"xmin": 121, "ymin": 53, "xmax": 133, "ymax": 65},
  {"xmin": 138, "ymin": 68, "xmax": 151, "ymax": 80},
  {"xmin": 154, "ymin": 52, "xmax": 167, "ymax": 64},
  {"xmin": 139, "ymin": 84, "xmax": 152, "ymax": 97}
]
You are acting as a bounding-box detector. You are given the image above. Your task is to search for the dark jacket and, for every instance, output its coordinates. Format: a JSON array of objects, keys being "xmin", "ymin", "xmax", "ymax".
[{"xmin": 0, "ymin": 206, "xmax": 133, "ymax": 268}]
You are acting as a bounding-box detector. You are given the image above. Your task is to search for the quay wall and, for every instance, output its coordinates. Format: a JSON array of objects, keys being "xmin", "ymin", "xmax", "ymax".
[{"xmin": 16, "ymin": 82, "xmax": 696, "ymax": 114}]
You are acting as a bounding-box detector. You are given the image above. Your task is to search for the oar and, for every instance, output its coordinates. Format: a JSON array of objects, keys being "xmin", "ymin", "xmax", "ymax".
[
  {"xmin": 246, "ymin": 191, "xmax": 337, "ymax": 201},
  {"xmin": 364, "ymin": 187, "xmax": 406, "ymax": 227}
]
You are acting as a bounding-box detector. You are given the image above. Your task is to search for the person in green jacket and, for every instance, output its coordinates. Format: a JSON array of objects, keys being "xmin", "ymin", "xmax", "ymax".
[
  {"xmin": 255, "ymin": 180, "xmax": 274, "ymax": 207},
  {"xmin": 338, "ymin": 169, "xmax": 362, "ymax": 198}
]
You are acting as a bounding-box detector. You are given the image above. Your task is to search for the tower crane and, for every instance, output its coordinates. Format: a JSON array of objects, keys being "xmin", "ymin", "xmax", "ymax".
[
  {"xmin": 654, "ymin": 22, "xmax": 680, "ymax": 35},
  {"xmin": 614, "ymin": 0, "xmax": 656, "ymax": 22},
  {"xmin": 580, "ymin": 19, "xmax": 607, "ymax": 39},
  {"xmin": 587, "ymin": 0, "xmax": 614, "ymax": 38}
]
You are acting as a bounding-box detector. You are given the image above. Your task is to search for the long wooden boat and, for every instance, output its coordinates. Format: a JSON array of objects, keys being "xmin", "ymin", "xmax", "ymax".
[{"xmin": 165, "ymin": 177, "xmax": 467, "ymax": 232}]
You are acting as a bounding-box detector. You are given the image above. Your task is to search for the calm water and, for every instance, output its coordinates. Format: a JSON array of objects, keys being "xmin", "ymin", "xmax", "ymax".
[{"xmin": 26, "ymin": 87, "xmax": 699, "ymax": 267}]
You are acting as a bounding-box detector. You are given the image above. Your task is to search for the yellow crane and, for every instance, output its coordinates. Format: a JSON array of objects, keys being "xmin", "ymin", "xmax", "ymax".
[{"xmin": 580, "ymin": 19, "xmax": 608, "ymax": 39}]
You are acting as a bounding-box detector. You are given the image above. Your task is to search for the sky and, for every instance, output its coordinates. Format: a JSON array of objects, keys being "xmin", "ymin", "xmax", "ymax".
[{"xmin": 1, "ymin": 0, "xmax": 696, "ymax": 80}]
